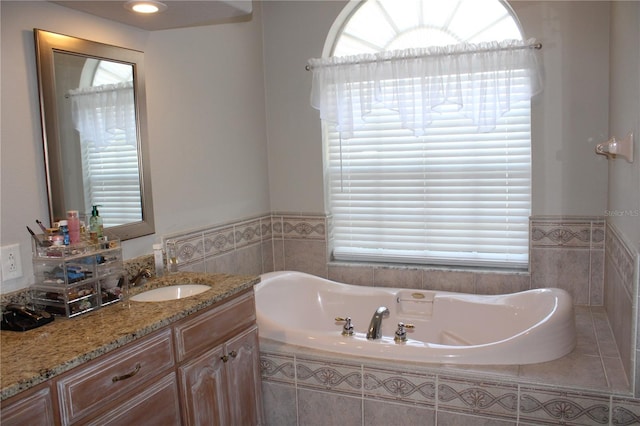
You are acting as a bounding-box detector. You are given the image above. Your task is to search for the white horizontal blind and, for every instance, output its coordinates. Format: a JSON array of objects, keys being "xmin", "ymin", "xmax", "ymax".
[
  {"xmin": 327, "ymin": 70, "xmax": 531, "ymax": 268},
  {"xmin": 82, "ymin": 138, "xmax": 142, "ymax": 227}
]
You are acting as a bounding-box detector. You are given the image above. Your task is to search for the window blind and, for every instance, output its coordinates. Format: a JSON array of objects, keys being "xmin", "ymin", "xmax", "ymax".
[{"xmin": 326, "ymin": 71, "xmax": 531, "ymax": 268}]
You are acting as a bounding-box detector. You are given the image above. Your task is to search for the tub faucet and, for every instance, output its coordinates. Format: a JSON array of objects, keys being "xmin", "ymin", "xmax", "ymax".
[{"xmin": 366, "ymin": 306, "xmax": 390, "ymax": 340}]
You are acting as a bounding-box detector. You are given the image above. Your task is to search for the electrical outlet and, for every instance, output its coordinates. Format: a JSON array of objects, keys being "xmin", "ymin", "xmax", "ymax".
[{"xmin": 1, "ymin": 244, "xmax": 23, "ymax": 280}]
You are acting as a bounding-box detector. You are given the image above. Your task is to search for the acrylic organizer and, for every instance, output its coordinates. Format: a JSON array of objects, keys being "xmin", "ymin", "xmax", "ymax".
[{"xmin": 30, "ymin": 237, "xmax": 125, "ymax": 318}]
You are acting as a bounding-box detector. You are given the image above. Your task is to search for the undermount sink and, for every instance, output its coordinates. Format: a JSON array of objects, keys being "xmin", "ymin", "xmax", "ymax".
[{"xmin": 130, "ymin": 284, "xmax": 211, "ymax": 302}]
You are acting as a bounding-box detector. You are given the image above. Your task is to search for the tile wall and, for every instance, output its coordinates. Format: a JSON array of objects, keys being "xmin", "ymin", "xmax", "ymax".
[
  {"xmin": 163, "ymin": 212, "xmax": 640, "ymax": 423},
  {"xmin": 260, "ymin": 343, "xmax": 639, "ymax": 425},
  {"xmin": 605, "ymin": 222, "xmax": 640, "ymax": 397},
  {"xmin": 165, "ymin": 214, "xmax": 607, "ymax": 305}
]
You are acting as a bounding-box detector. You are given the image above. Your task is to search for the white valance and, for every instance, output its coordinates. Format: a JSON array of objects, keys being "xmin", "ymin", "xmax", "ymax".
[
  {"xmin": 68, "ymin": 81, "xmax": 137, "ymax": 148},
  {"xmin": 308, "ymin": 39, "xmax": 542, "ymax": 138}
]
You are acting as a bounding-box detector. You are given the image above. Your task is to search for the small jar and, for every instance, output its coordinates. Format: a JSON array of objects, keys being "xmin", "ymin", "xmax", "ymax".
[{"xmin": 67, "ymin": 210, "xmax": 81, "ymax": 244}]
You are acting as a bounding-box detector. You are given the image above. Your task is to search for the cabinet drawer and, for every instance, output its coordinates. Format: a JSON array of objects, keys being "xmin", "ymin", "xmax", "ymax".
[
  {"xmin": 57, "ymin": 328, "xmax": 174, "ymax": 424},
  {"xmin": 85, "ymin": 373, "xmax": 181, "ymax": 426},
  {"xmin": 174, "ymin": 289, "xmax": 256, "ymax": 362}
]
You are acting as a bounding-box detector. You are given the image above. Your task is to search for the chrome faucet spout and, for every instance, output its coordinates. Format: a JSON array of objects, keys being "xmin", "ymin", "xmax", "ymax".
[{"xmin": 366, "ymin": 306, "xmax": 390, "ymax": 340}]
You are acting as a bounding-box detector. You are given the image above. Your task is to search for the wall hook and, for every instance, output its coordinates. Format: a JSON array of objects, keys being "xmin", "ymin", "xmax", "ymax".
[{"xmin": 595, "ymin": 132, "xmax": 634, "ymax": 163}]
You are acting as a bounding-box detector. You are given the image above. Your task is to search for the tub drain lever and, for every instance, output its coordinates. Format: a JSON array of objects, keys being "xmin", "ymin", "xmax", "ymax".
[
  {"xmin": 394, "ymin": 322, "xmax": 415, "ymax": 343},
  {"xmin": 335, "ymin": 316, "xmax": 354, "ymax": 336}
]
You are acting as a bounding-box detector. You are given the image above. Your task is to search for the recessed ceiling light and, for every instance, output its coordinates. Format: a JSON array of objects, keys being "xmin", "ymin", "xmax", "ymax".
[{"xmin": 124, "ymin": 0, "xmax": 168, "ymax": 14}]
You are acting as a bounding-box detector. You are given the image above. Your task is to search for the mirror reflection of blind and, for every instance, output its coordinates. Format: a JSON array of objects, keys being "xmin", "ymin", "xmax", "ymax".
[{"xmin": 81, "ymin": 139, "xmax": 142, "ymax": 227}]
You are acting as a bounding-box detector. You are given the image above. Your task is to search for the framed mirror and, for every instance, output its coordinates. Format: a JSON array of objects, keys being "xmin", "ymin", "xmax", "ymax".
[{"xmin": 34, "ymin": 29, "xmax": 154, "ymax": 241}]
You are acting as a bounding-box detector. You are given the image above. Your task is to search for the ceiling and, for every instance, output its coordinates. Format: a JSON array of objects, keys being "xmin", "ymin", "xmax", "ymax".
[{"xmin": 50, "ymin": 1, "xmax": 253, "ymax": 31}]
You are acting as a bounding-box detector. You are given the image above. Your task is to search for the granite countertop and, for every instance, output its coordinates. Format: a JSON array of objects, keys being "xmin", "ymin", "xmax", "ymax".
[{"xmin": 0, "ymin": 272, "xmax": 260, "ymax": 401}]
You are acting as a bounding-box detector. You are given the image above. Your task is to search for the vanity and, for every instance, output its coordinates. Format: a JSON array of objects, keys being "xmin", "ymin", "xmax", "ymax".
[{"xmin": 0, "ymin": 272, "xmax": 264, "ymax": 425}]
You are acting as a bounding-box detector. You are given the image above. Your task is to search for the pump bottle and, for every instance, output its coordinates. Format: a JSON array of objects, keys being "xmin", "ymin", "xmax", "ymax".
[{"xmin": 89, "ymin": 205, "xmax": 104, "ymax": 241}]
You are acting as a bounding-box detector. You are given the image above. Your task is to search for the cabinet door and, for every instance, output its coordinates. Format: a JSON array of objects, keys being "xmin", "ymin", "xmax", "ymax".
[
  {"xmin": 179, "ymin": 343, "xmax": 230, "ymax": 426},
  {"xmin": 225, "ymin": 326, "xmax": 264, "ymax": 426},
  {"xmin": 0, "ymin": 385, "xmax": 58, "ymax": 426},
  {"xmin": 85, "ymin": 373, "xmax": 181, "ymax": 426}
]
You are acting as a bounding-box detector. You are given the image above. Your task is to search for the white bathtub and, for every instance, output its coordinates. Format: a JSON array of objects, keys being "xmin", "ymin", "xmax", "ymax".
[{"xmin": 255, "ymin": 271, "xmax": 576, "ymax": 365}]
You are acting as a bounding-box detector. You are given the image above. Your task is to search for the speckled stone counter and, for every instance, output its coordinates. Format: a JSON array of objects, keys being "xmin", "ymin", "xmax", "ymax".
[{"xmin": 0, "ymin": 272, "xmax": 259, "ymax": 401}]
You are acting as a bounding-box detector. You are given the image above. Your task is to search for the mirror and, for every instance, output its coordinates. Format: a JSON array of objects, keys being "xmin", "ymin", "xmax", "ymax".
[{"xmin": 34, "ymin": 29, "xmax": 154, "ymax": 241}]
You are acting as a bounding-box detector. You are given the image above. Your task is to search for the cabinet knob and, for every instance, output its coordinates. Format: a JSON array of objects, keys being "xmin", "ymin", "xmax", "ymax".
[
  {"xmin": 112, "ymin": 363, "xmax": 141, "ymax": 382},
  {"xmin": 221, "ymin": 351, "xmax": 238, "ymax": 363}
]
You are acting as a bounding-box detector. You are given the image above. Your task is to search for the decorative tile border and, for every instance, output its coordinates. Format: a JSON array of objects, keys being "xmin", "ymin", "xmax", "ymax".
[
  {"xmin": 261, "ymin": 345, "xmax": 640, "ymax": 426},
  {"xmin": 295, "ymin": 357, "xmax": 362, "ymax": 395},
  {"xmin": 530, "ymin": 216, "xmax": 604, "ymax": 249},
  {"xmin": 260, "ymin": 216, "xmax": 273, "ymax": 242},
  {"xmin": 203, "ymin": 226, "xmax": 235, "ymax": 257},
  {"xmin": 260, "ymin": 352, "xmax": 296, "ymax": 385},
  {"xmin": 272, "ymin": 214, "xmax": 327, "ymax": 241},
  {"xmin": 519, "ymin": 387, "xmax": 610, "ymax": 425},
  {"xmin": 438, "ymin": 376, "xmax": 518, "ymax": 421},
  {"xmin": 167, "ymin": 231, "xmax": 204, "ymax": 268},
  {"xmin": 363, "ymin": 366, "xmax": 435, "ymax": 406},
  {"xmin": 164, "ymin": 213, "xmax": 327, "ymax": 268},
  {"xmin": 612, "ymin": 396, "xmax": 640, "ymax": 425},
  {"xmin": 606, "ymin": 222, "xmax": 636, "ymax": 299},
  {"xmin": 234, "ymin": 219, "xmax": 262, "ymax": 249}
]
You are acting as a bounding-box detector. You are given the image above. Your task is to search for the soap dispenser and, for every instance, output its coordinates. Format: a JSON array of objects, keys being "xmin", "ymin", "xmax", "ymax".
[{"xmin": 89, "ymin": 205, "xmax": 104, "ymax": 240}]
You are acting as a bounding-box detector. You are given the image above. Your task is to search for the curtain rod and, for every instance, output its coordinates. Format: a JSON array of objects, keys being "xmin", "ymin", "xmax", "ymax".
[{"xmin": 305, "ymin": 41, "xmax": 542, "ymax": 71}]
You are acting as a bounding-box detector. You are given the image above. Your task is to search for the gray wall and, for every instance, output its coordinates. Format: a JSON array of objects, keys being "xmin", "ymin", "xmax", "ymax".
[
  {"xmin": 1, "ymin": 1, "xmax": 633, "ymax": 296},
  {"xmin": 0, "ymin": 1, "xmax": 270, "ymax": 292},
  {"xmin": 262, "ymin": 1, "xmax": 611, "ymax": 216},
  {"xmin": 608, "ymin": 2, "xmax": 640, "ymax": 253}
]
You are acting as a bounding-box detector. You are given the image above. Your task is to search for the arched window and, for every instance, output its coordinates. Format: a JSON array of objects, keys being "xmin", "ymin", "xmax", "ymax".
[
  {"xmin": 332, "ymin": 0, "xmax": 523, "ymax": 55},
  {"xmin": 313, "ymin": 0, "xmax": 539, "ymax": 268}
]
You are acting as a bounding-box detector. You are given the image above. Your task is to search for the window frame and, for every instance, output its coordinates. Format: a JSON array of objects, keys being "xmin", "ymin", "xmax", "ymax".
[{"xmin": 320, "ymin": 0, "xmax": 532, "ymax": 269}]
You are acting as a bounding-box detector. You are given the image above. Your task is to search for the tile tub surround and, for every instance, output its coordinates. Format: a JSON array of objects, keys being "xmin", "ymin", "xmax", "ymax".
[
  {"xmin": 604, "ymin": 222, "xmax": 640, "ymax": 397},
  {"xmin": 260, "ymin": 306, "xmax": 638, "ymax": 425},
  {"xmin": 165, "ymin": 214, "xmax": 606, "ymax": 306},
  {"xmin": 0, "ymin": 272, "xmax": 259, "ymax": 400}
]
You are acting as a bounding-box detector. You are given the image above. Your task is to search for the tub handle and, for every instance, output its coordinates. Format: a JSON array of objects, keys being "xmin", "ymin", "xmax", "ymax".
[
  {"xmin": 394, "ymin": 322, "xmax": 415, "ymax": 343},
  {"xmin": 335, "ymin": 316, "xmax": 355, "ymax": 336}
]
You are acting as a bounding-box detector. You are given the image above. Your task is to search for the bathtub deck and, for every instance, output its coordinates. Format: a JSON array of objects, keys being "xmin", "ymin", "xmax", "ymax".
[
  {"xmin": 259, "ymin": 305, "xmax": 635, "ymax": 426},
  {"xmin": 438, "ymin": 305, "xmax": 629, "ymax": 393},
  {"xmin": 261, "ymin": 305, "xmax": 630, "ymax": 394}
]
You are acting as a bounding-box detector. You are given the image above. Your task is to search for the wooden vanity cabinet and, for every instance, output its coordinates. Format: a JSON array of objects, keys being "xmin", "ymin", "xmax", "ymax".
[
  {"xmin": 223, "ymin": 325, "xmax": 263, "ymax": 425},
  {"xmin": 179, "ymin": 325, "xmax": 262, "ymax": 426},
  {"xmin": 1, "ymin": 287, "xmax": 264, "ymax": 426},
  {"xmin": 175, "ymin": 290, "xmax": 264, "ymax": 426},
  {"xmin": 0, "ymin": 383, "xmax": 59, "ymax": 426}
]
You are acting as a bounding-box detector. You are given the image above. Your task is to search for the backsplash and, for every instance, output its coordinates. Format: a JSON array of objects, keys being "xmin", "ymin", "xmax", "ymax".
[
  {"xmin": 530, "ymin": 216, "xmax": 605, "ymax": 306},
  {"xmin": 166, "ymin": 212, "xmax": 638, "ymax": 397},
  {"xmin": 166, "ymin": 213, "xmax": 607, "ymax": 306}
]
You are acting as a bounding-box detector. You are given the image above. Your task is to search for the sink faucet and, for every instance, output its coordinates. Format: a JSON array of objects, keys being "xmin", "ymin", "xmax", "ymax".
[
  {"xmin": 366, "ymin": 306, "xmax": 390, "ymax": 340},
  {"xmin": 130, "ymin": 268, "xmax": 152, "ymax": 287}
]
